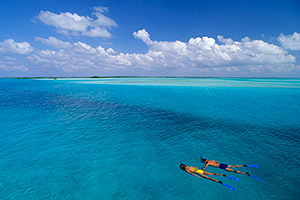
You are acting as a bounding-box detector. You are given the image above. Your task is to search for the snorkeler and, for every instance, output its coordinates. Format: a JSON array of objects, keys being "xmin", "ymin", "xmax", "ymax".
[
  {"xmin": 200, "ymin": 156, "xmax": 264, "ymax": 182},
  {"xmin": 179, "ymin": 162, "xmax": 237, "ymax": 190},
  {"xmin": 200, "ymin": 156, "xmax": 258, "ymax": 176}
]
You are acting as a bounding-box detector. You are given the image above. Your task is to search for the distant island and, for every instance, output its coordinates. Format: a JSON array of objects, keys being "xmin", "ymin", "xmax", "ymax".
[{"xmin": 14, "ymin": 76, "xmax": 204, "ymax": 79}]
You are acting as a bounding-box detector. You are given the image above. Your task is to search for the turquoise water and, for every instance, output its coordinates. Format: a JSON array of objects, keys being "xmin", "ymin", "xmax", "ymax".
[{"xmin": 1, "ymin": 78, "xmax": 300, "ymax": 199}]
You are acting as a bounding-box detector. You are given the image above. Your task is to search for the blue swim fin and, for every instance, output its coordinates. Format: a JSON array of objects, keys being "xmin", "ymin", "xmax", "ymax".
[
  {"xmin": 221, "ymin": 182, "xmax": 236, "ymax": 191},
  {"xmin": 245, "ymin": 164, "xmax": 259, "ymax": 168},
  {"xmin": 225, "ymin": 175, "xmax": 239, "ymax": 181},
  {"xmin": 248, "ymin": 173, "xmax": 264, "ymax": 182}
]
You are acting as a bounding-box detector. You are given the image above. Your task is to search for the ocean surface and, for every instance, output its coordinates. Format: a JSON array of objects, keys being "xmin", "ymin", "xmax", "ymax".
[{"xmin": 0, "ymin": 78, "xmax": 300, "ymax": 200}]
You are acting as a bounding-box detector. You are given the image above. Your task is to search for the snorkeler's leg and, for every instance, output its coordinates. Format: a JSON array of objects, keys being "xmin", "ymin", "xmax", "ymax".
[
  {"xmin": 201, "ymin": 174, "xmax": 237, "ymax": 190},
  {"xmin": 200, "ymin": 174, "xmax": 220, "ymax": 183},
  {"xmin": 225, "ymin": 168, "xmax": 249, "ymax": 175},
  {"xmin": 204, "ymin": 171, "xmax": 225, "ymax": 177},
  {"xmin": 228, "ymin": 165, "xmax": 244, "ymax": 168}
]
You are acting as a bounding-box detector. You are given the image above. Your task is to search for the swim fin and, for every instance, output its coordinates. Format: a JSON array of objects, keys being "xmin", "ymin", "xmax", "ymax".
[
  {"xmin": 221, "ymin": 182, "xmax": 236, "ymax": 191},
  {"xmin": 245, "ymin": 164, "xmax": 259, "ymax": 168},
  {"xmin": 225, "ymin": 175, "xmax": 239, "ymax": 181},
  {"xmin": 248, "ymin": 173, "xmax": 264, "ymax": 182}
]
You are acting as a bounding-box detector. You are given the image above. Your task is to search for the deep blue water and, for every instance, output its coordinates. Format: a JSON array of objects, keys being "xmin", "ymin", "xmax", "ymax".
[{"xmin": 1, "ymin": 78, "xmax": 300, "ymax": 199}]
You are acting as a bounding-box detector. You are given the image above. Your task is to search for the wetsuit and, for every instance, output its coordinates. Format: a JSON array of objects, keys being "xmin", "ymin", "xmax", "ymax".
[
  {"xmin": 191, "ymin": 167, "xmax": 204, "ymax": 174},
  {"xmin": 219, "ymin": 163, "xmax": 228, "ymax": 169},
  {"xmin": 196, "ymin": 169, "xmax": 204, "ymax": 174}
]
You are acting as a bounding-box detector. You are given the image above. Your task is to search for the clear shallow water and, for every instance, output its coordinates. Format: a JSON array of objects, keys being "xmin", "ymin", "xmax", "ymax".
[{"xmin": 0, "ymin": 78, "xmax": 300, "ymax": 199}]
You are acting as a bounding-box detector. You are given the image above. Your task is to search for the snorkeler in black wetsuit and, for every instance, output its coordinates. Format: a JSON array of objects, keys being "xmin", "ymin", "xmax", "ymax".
[{"xmin": 200, "ymin": 156, "xmax": 250, "ymax": 176}]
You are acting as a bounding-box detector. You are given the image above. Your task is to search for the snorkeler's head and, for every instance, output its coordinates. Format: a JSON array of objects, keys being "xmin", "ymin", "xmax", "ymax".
[
  {"xmin": 180, "ymin": 162, "xmax": 187, "ymax": 170},
  {"xmin": 200, "ymin": 156, "xmax": 207, "ymax": 163}
]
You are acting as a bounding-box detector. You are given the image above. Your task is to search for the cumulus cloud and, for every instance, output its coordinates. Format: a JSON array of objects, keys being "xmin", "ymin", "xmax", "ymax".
[
  {"xmin": 28, "ymin": 42, "xmax": 136, "ymax": 72},
  {"xmin": 278, "ymin": 32, "xmax": 300, "ymax": 50},
  {"xmin": 217, "ymin": 36, "xmax": 233, "ymax": 45},
  {"xmin": 0, "ymin": 56, "xmax": 29, "ymax": 71},
  {"xmin": 27, "ymin": 29, "xmax": 297, "ymax": 75},
  {"xmin": 133, "ymin": 29, "xmax": 152, "ymax": 45},
  {"xmin": 0, "ymin": 39, "xmax": 34, "ymax": 55},
  {"xmin": 136, "ymin": 29, "xmax": 295, "ymax": 67},
  {"xmin": 35, "ymin": 36, "xmax": 72, "ymax": 48},
  {"xmin": 37, "ymin": 6, "xmax": 117, "ymax": 38}
]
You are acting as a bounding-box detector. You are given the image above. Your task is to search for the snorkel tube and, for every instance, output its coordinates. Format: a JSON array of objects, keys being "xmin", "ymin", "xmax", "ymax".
[{"xmin": 200, "ymin": 155, "xmax": 206, "ymax": 163}]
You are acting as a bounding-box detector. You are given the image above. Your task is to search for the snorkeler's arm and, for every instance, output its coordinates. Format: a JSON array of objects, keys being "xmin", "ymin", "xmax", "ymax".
[
  {"xmin": 186, "ymin": 171, "xmax": 221, "ymax": 184},
  {"xmin": 202, "ymin": 163, "xmax": 209, "ymax": 170}
]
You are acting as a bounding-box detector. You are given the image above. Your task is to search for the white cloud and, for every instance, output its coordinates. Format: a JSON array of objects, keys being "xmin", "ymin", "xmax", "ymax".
[
  {"xmin": 37, "ymin": 6, "xmax": 117, "ymax": 38},
  {"xmin": 0, "ymin": 39, "xmax": 34, "ymax": 55},
  {"xmin": 27, "ymin": 29, "xmax": 297, "ymax": 76},
  {"xmin": 133, "ymin": 29, "xmax": 152, "ymax": 45},
  {"xmin": 82, "ymin": 27, "xmax": 111, "ymax": 38},
  {"xmin": 278, "ymin": 32, "xmax": 300, "ymax": 50},
  {"xmin": 35, "ymin": 36, "xmax": 72, "ymax": 48},
  {"xmin": 0, "ymin": 56, "xmax": 29, "ymax": 71},
  {"xmin": 217, "ymin": 35, "xmax": 233, "ymax": 45},
  {"xmin": 138, "ymin": 30, "xmax": 295, "ymax": 67},
  {"xmin": 92, "ymin": 6, "xmax": 117, "ymax": 27}
]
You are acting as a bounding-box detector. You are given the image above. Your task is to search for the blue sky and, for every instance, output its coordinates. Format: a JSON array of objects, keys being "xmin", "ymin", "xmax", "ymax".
[{"xmin": 1, "ymin": 0, "xmax": 300, "ymax": 77}]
